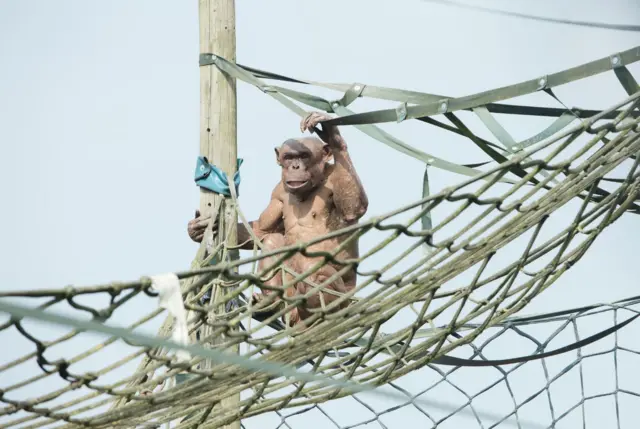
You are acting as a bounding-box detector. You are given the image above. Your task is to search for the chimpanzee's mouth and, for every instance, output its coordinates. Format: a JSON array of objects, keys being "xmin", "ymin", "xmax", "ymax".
[{"xmin": 286, "ymin": 181, "xmax": 308, "ymax": 189}]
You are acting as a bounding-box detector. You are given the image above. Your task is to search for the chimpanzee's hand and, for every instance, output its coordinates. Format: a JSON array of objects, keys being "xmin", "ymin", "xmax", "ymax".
[
  {"xmin": 300, "ymin": 111, "xmax": 345, "ymax": 150},
  {"xmin": 187, "ymin": 210, "xmax": 216, "ymax": 243}
]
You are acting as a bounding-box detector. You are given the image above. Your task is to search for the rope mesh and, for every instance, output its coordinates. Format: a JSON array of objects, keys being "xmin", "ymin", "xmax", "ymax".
[
  {"xmin": 240, "ymin": 296, "xmax": 640, "ymax": 429},
  {"xmin": 0, "ymin": 47, "xmax": 639, "ymax": 429}
]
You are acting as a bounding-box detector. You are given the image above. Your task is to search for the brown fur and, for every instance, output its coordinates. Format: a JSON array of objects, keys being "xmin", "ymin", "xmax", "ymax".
[
  {"xmin": 245, "ymin": 113, "xmax": 368, "ymax": 326},
  {"xmin": 187, "ymin": 112, "xmax": 368, "ymax": 327}
]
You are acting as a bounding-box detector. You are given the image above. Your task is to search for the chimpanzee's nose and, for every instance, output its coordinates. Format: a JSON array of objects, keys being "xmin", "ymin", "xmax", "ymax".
[{"xmin": 292, "ymin": 164, "xmax": 299, "ymax": 170}]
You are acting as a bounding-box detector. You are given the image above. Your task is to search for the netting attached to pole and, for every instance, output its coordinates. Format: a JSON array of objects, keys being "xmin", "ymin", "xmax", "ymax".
[{"xmin": 0, "ymin": 47, "xmax": 638, "ymax": 429}]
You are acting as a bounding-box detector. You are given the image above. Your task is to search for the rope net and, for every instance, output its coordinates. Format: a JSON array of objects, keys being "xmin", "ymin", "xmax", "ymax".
[
  {"xmin": 0, "ymin": 47, "xmax": 639, "ymax": 429},
  {"xmin": 239, "ymin": 295, "xmax": 640, "ymax": 429}
]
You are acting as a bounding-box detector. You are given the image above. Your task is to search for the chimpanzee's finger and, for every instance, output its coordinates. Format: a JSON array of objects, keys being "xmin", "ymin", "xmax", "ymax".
[
  {"xmin": 308, "ymin": 112, "xmax": 324, "ymax": 129},
  {"xmin": 196, "ymin": 214, "xmax": 212, "ymax": 223},
  {"xmin": 194, "ymin": 224, "xmax": 208, "ymax": 232},
  {"xmin": 196, "ymin": 220, "xmax": 211, "ymax": 230},
  {"xmin": 303, "ymin": 112, "xmax": 318, "ymax": 132},
  {"xmin": 305, "ymin": 112, "xmax": 317, "ymax": 124},
  {"xmin": 311, "ymin": 111, "xmax": 325, "ymax": 121}
]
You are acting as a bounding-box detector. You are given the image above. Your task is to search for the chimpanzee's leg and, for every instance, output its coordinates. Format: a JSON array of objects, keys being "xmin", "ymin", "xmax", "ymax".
[
  {"xmin": 250, "ymin": 233, "xmax": 288, "ymax": 315},
  {"xmin": 286, "ymin": 259, "xmax": 350, "ymax": 326}
]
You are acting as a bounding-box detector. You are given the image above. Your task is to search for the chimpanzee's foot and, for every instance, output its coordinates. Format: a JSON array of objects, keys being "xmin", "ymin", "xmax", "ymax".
[
  {"xmin": 286, "ymin": 307, "xmax": 301, "ymax": 326},
  {"xmin": 250, "ymin": 292, "xmax": 285, "ymax": 317},
  {"xmin": 284, "ymin": 307, "xmax": 313, "ymax": 331}
]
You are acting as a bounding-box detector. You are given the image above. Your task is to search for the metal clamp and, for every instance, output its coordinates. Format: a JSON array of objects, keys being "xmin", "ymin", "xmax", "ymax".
[
  {"xmin": 396, "ymin": 102, "xmax": 408, "ymax": 122},
  {"xmin": 536, "ymin": 75, "xmax": 548, "ymax": 90},
  {"xmin": 199, "ymin": 53, "xmax": 217, "ymax": 66},
  {"xmin": 610, "ymin": 54, "xmax": 622, "ymax": 68},
  {"xmin": 438, "ymin": 99, "xmax": 449, "ymax": 114},
  {"xmin": 340, "ymin": 83, "xmax": 366, "ymax": 108}
]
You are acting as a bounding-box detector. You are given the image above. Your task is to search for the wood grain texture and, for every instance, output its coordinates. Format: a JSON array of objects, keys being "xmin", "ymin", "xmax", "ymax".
[{"xmin": 197, "ymin": 0, "xmax": 240, "ymax": 428}]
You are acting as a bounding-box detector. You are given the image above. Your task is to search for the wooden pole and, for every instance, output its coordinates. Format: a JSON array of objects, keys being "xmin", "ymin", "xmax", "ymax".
[
  {"xmin": 199, "ymin": 2, "xmax": 237, "ymax": 212},
  {"xmin": 197, "ymin": 0, "xmax": 240, "ymax": 428}
]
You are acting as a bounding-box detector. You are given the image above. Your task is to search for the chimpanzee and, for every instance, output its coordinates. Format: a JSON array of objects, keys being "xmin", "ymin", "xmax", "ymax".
[{"xmin": 188, "ymin": 112, "xmax": 368, "ymax": 326}]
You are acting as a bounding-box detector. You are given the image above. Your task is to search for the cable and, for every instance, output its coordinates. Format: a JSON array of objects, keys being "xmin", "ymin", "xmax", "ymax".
[{"xmin": 420, "ymin": 0, "xmax": 640, "ymax": 32}]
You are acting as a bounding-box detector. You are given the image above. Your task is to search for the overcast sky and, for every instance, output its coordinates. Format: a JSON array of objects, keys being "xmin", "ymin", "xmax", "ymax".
[{"xmin": 1, "ymin": 1, "xmax": 639, "ymax": 428}]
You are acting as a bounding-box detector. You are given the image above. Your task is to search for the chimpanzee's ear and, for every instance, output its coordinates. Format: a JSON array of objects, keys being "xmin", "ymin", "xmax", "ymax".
[
  {"xmin": 322, "ymin": 144, "xmax": 333, "ymax": 162},
  {"xmin": 274, "ymin": 147, "xmax": 281, "ymax": 166}
]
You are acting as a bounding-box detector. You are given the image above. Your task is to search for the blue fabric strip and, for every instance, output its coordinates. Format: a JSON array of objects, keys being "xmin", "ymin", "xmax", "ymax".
[{"xmin": 194, "ymin": 156, "xmax": 243, "ymax": 197}]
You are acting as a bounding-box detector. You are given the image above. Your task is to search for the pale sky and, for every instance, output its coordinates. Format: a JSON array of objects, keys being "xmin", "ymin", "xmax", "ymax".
[{"xmin": 1, "ymin": 1, "xmax": 639, "ymax": 428}]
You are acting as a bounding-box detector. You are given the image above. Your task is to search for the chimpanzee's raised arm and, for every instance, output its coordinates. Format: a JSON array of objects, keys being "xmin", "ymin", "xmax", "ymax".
[{"xmin": 301, "ymin": 112, "xmax": 368, "ymax": 223}]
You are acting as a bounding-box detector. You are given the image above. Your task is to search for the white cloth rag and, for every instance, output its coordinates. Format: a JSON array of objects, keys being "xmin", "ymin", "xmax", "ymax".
[{"xmin": 150, "ymin": 273, "xmax": 191, "ymax": 363}]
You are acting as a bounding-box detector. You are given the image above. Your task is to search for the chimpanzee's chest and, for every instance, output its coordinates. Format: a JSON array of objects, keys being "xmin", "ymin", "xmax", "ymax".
[{"xmin": 282, "ymin": 186, "xmax": 335, "ymax": 229}]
